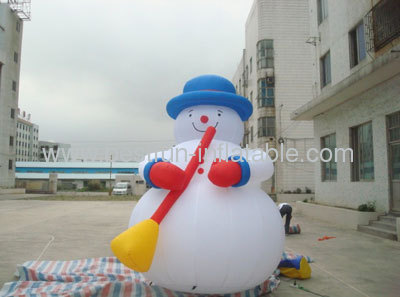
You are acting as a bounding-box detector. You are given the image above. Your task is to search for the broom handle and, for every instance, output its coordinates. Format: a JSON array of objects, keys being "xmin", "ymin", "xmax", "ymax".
[{"xmin": 151, "ymin": 126, "xmax": 216, "ymax": 224}]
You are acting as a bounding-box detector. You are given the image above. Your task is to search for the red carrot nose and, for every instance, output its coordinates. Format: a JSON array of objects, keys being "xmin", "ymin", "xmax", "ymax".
[{"xmin": 200, "ymin": 115, "xmax": 209, "ymax": 123}]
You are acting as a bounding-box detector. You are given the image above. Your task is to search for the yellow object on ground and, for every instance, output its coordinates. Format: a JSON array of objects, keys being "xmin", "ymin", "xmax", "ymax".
[
  {"xmin": 279, "ymin": 257, "xmax": 311, "ymax": 279},
  {"xmin": 111, "ymin": 219, "xmax": 159, "ymax": 272}
]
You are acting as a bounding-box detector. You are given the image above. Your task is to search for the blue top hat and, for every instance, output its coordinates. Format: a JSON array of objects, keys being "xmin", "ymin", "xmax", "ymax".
[{"xmin": 166, "ymin": 74, "xmax": 253, "ymax": 121}]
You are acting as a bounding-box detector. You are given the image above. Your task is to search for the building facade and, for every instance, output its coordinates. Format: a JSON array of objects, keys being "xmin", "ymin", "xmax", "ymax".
[
  {"xmin": 232, "ymin": 0, "xmax": 315, "ymax": 194},
  {"xmin": 16, "ymin": 111, "xmax": 39, "ymax": 161},
  {"xmin": 0, "ymin": 3, "xmax": 26, "ymax": 187},
  {"xmin": 15, "ymin": 161, "xmax": 147, "ymax": 195},
  {"xmin": 292, "ymin": 0, "xmax": 400, "ymax": 213},
  {"xmin": 39, "ymin": 140, "xmax": 72, "ymax": 162}
]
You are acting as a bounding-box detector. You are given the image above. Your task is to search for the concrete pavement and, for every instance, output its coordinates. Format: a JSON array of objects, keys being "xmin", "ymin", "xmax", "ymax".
[
  {"xmin": 0, "ymin": 193, "xmax": 51, "ymax": 201},
  {"xmin": 0, "ymin": 199, "xmax": 399, "ymax": 297}
]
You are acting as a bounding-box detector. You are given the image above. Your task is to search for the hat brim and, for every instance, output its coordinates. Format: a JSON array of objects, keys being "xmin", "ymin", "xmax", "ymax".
[{"xmin": 166, "ymin": 91, "xmax": 253, "ymax": 121}]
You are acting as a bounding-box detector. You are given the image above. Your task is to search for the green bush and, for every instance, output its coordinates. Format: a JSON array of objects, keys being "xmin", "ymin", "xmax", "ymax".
[
  {"xmin": 358, "ymin": 201, "xmax": 376, "ymax": 212},
  {"xmin": 87, "ymin": 180, "xmax": 102, "ymax": 191},
  {"xmin": 303, "ymin": 198, "xmax": 308, "ymax": 203}
]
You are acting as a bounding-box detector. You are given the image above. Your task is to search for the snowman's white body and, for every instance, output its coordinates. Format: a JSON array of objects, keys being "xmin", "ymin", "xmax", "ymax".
[{"xmin": 130, "ymin": 139, "xmax": 284, "ymax": 293}]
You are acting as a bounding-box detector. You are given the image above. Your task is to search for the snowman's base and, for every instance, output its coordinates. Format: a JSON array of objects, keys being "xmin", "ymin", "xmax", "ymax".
[{"xmin": 1, "ymin": 257, "xmax": 280, "ymax": 296}]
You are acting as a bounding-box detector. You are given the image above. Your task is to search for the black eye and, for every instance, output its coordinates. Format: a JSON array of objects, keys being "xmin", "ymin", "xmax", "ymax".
[
  {"xmin": 189, "ymin": 114, "xmax": 192, "ymax": 117},
  {"xmin": 218, "ymin": 113, "xmax": 221, "ymax": 117}
]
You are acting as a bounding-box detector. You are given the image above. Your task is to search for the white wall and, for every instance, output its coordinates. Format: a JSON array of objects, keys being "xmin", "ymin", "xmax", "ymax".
[
  {"xmin": 309, "ymin": 0, "xmax": 378, "ymax": 91},
  {"xmin": 232, "ymin": 0, "xmax": 315, "ymax": 193},
  {"xmin": 0, "ymin": 4, "xmax": 23, "ymax": 187},
  {"xmin": 313, "ymin": 74, "xmax": 400, "ymax": 212},
  {"xmin": 308, "ymin": 0, "xmax": 400, "ymax": 212}
]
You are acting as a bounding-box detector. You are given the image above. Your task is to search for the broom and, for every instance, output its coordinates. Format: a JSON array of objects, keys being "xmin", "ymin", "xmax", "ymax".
[{"xmin": 111, "ymin": 126, "xmax": 216, "ymax": 271}]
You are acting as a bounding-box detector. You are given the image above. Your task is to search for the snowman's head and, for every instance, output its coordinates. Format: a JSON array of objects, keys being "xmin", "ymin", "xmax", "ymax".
[
  {"xmin": 167, "ymin": 74, "xmax": 252, "ymax": 144},
  {"xmin": 174, "ymin": 105, "xmax": 244, "ymax": 144}
]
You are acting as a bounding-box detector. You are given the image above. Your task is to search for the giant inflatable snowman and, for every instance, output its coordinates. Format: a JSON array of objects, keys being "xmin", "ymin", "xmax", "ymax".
[{"xmin": 112, "ymin": 75, "xmax": 284, "ymax": 294}]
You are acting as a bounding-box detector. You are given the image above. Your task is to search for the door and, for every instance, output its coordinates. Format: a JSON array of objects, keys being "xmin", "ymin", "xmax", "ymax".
[{"xmin": 387, "ymin": 111, "xmax": 400, "ymax": 211}]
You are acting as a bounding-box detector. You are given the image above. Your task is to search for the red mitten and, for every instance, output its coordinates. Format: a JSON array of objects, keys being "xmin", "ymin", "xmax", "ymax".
[
  {"xmin": 208, "ymin": 159, "xmax": 242, "ymax": 187},
  {"xmin": 150, "ymin": 162, "xmax": 186, "ymax": 190}
]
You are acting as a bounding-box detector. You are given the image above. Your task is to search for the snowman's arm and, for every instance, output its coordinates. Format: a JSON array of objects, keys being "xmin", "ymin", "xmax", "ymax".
[
  {"xmin": 208, "ymin": 151, "xmax": 274, "ymax": 188},
  {"xmin": 242, "ymin": 150, "xmax": 274, "ymax": 184},
  {"xmin": 139, "ymin": 150, "xmax": 185, "ymax": 190}
]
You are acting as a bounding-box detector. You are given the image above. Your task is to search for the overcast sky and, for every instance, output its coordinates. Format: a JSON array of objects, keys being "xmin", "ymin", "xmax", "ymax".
[{"xmin": 18, "ymin": 0, "xmax": 253, "ymax": 161}]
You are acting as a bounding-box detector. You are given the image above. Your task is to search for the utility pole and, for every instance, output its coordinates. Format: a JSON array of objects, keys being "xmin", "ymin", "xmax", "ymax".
[{"xmin": 109, "ymin": 154, "xmax": 112, "ymax": 196}]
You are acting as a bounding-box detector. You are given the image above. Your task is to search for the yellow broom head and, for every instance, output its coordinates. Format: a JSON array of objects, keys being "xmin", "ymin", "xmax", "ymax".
[{"xmin": 111, "ymin": 219, "xmax": 159, "ymax": 272}]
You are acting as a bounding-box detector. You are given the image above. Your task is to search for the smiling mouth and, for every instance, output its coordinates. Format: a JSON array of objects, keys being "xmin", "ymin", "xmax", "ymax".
[{"xmin": 192, "ymin": 122, "xmax": 219, "ymax": 132}]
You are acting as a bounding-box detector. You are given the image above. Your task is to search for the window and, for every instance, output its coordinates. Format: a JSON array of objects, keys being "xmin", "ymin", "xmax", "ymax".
[
  {"xmin": 12, "ymin": 80, "xmax": 17, "ymax": 91},
  {"xmin": 258, "ymin": 78, "xmax": 275, "ymax": 107},
  {"xmin": 9, "ymin": 160, "xmax": 13, "ymax": 170},
  {"xmin": 11, "ymin": 108, "xmax": 15, "ymax": 119},
  {"xmin": 250, "ymin": 126, "xmax": 254, "ymax": 142},
  {"xmin": 349, "ymin": 21, "xmax": 366, "ymax": 68},
  {"xmin": 250, "ymin": 91, "xmax": 253, "ymax": 104},
  {"xmin": 14, "ymin": 52, "xmax": 18, "ymax": 63},
  {"xmin": 258, "ymin": 117, "xmax": 275, "ymax": 137},
  {"xmin": 388, "ymin": 112, "xmax": 400, "ymax": 181},
  {"xmin": 320, "ymin": 51, "xmax": 331, "ymax": 87},
  {"xmin": 239, "ymin": 79, "xmax": 242, "ymax": 95},
  {"xmin": 249, "ymin": 57, "xmax": 253, "ymax": 73},
  {"xmin": 10, "ymin": 136, "xmax": 14, "ymax": 146},
  {"xmin": 257, "ymin": 39, "xmax": 274, "ymax": 69},
  {"xmin": 317, "ymin": 0, "xmax": 328, "ymax": 24},
  {"xmin": 16, "ymin": 21, "xmax": 20, "ymax": 32},
  {"xmin": 351, "ymin": 122, "xmax": 374, "ymax": 181},
  {"xmin": 321, "ymin": 133, "xmax": 337, "ymax": 181}
]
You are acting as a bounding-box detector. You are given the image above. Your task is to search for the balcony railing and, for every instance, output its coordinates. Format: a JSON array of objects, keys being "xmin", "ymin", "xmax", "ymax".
[{"xmin": 365, "ymin": 0, "xmax": 400, "ymax": 52}]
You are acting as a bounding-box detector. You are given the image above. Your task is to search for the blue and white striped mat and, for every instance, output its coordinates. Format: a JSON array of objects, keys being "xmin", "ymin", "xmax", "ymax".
[{"xmin": 0, "ymin": 257, "xmax": 280, "ymax": 297}]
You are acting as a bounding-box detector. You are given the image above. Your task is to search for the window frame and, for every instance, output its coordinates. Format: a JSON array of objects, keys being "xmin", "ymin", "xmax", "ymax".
[
  {"xmin": 257, "ymin": 39, "xmax": 274, "ymax": 69},
  {"xmin": 351, "ymin": 121, "xmax": 375, "ymax": 181},
  {"xmin": 349, "ymin": 21, "xmax": 366, "ymax": 68},
  {"xmin": 258, "ymin": 116, "xmax": 276, "ymax": 138},
  {"xmin": 320, "ymin": 51, "xmax": 331, "ymax": 88},
  {"xmin": 321, "ymin": 133, "xmax": 337, "ymax": 181},
  {"xmin": 317, "ymin": 0, "xmax": 328, "ymax": 25},
  {"xmin": 257, "ymin": 78, "xmax": 275, "ymax": 107}
]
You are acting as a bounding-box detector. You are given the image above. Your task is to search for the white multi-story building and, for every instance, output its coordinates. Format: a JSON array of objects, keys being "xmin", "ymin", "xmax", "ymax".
[
  {"xmin": 0, "ymin": 1, "xmax": 30, "ymax": 187},
  {"xmin": 232, "ymin": 0, "xmax": 315, "ymax": 195},
  {"xmin": 16, "ymin": 111, "xmax": 39, "ymax": 161},
  {"xmin": 292, "ymin": 0, "xmax": 400, "ymax": 217}
]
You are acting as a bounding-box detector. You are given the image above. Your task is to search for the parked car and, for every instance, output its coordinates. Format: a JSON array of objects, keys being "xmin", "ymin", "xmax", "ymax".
[{"xmin": 112, "ymin": 182, "xmax": 132, "ymax": 195}]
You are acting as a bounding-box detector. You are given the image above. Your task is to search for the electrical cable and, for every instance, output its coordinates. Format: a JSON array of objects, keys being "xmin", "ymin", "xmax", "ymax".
[{"xmin": 290, "ymin": 280, "xmax": 329, "ymax": 297}]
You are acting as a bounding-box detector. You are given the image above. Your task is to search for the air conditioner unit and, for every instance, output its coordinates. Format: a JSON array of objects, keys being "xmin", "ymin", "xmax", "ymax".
[{"xmin": 266, "ymin": 77, "xmax": 275, "ymax": 84}]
